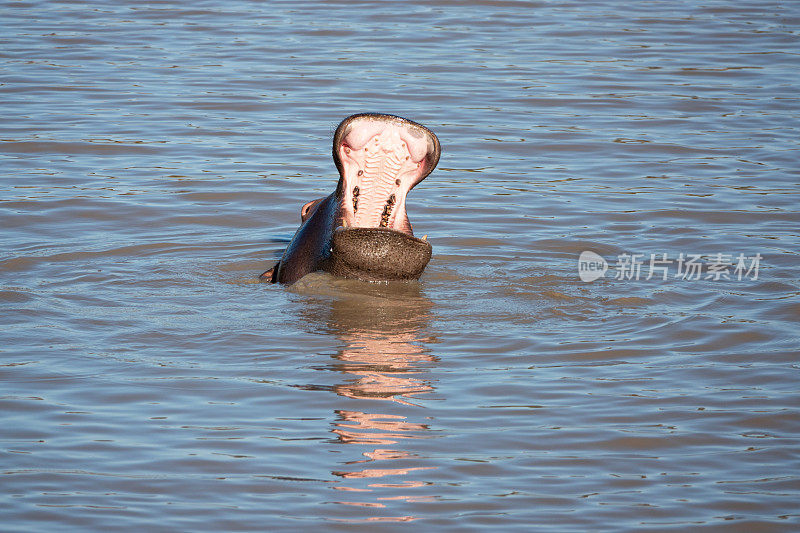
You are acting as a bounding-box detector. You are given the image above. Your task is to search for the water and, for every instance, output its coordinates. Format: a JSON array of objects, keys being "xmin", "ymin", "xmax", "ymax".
[{"xmin": 2, "ymin": 1, "xmax": 799, "ymax": 530}]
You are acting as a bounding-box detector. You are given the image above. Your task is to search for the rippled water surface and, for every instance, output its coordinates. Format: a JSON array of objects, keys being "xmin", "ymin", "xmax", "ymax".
[{"xmin": 2, "ymin": 1, "xmax": 799, "ymax": 530}]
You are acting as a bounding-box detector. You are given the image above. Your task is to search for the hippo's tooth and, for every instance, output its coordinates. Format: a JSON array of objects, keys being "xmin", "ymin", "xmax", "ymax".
[{"xmin": 421, "ymin": 235, "xmax": 427, "ymax": 241}]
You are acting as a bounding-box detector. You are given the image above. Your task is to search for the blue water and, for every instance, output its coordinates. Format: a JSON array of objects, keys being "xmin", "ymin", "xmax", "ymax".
[{"xmin": 2, "ymin": 1, "xmax": 799, "ymax": 530}]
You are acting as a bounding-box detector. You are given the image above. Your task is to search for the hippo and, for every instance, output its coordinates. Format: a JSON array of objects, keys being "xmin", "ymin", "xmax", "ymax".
[{"xmin": 261, "ymin": 113, "xmax": 441, "ymax": 285}]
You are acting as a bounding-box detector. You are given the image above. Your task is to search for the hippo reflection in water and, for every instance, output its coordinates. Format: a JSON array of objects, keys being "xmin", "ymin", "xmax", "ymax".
[{"xmin": 261, "ymin": 113, "xmax": 441, "ymax": 285}]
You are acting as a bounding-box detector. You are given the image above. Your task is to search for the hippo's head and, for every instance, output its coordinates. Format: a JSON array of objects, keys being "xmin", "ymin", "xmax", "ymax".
[{"xmin": 325, "ymin": 114, "xmax": 441, "ymax": 282}]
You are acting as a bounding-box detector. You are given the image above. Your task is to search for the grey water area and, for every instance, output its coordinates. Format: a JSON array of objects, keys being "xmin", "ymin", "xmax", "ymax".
[{"xmin": 1, "ymin": 1, "xmax": 798, "ymax": 531}]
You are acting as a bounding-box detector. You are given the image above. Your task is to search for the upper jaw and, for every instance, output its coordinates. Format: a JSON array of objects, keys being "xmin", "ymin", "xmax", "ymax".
[{"xmin": 331, "ymin": 114, "xmax": 440, "ymax": 235}]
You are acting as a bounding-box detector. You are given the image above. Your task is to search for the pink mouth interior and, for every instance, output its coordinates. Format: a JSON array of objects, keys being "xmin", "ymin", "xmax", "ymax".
[{"xmin": 337, "ymin": 118, "xmax": 434, "ymax": 235}]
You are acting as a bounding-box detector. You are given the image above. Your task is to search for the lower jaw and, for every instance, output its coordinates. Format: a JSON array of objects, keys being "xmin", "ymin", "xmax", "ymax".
[{"xmin": 322, "ymin": 226, "xmax": 432, "ymax": 282}]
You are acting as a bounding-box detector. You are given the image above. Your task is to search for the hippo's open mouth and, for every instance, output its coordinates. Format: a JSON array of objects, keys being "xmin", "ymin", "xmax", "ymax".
[
  {"xmin": 262, "ymin": 113, "xmax": 440, "ymax": 284},
  {"xmin": 333, "ymin": 114, "xmax": 440, "ymax": 236}
]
